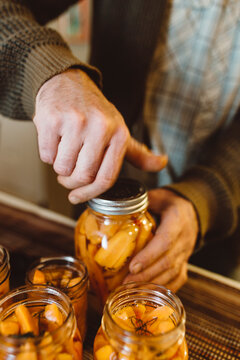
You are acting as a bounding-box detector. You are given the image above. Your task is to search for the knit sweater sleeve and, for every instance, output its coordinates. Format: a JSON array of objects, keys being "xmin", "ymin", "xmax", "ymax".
[
  {"xmin": 0, "ymin": 0, "xmax": 101, "ymax": 120},
  {"xmin": 165, "ymin": 111, "xmax": 240, "ymax": 248}
]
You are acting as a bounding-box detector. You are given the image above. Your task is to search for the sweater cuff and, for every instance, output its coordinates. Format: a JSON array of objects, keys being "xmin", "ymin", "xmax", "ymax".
[
  {"xmin": 164, "ymin": 166, "xmax": 237, "ymax": 250},
  {"xmin": 22, "ymin": 39, "xmax": 102, "ymax": 119}
]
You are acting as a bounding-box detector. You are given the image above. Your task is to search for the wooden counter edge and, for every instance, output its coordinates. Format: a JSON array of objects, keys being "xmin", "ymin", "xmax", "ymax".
[{"xmin": 1, "ymin": 191, "xmax": 239, "ymax": 291}]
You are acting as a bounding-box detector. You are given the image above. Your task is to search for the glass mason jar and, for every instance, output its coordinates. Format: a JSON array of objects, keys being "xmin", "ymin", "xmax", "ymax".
[
  {"xmin": 75, "ymin": 179, "xmax": 156, "ymax": 308},
  {"xmin": 0, "ymin": 285, "xmax": 83, "ymax": 360},
  {"xmin": 25, "ymin": 256, "xmax": 88, "ymax": 341},
  {"xmin": 0, "ymin": 246, "xmax": 10, "ymax": 297},
  {"xmin": 93, "ymin": 282, "xmax": 188, "ymax": 360}
]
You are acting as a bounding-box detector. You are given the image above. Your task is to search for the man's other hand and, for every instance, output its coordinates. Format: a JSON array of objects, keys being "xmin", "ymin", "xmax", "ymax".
[{"xmin": 125, "ymin": 189, "xmax": 199, "ymax": 293}]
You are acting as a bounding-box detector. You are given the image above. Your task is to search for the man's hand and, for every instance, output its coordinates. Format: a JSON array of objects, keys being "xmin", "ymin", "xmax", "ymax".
[
  {"xmin": 34, "ymin": 69, "xmax": 167, "ymax": 203},
  {"xmin": 124, "ymin": 189, "xmax": 199, "ymax": 292}
]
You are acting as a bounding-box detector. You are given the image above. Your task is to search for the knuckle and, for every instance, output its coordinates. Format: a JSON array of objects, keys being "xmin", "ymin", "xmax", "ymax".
[
  {"xmin": 161, "ymin": 232, "xmax": 173, "ymax": 253},
  {"xmin": 162, "ymin": 254, "xmax": 172, "ymax": 271},
  {"xmin": 91, "ymin": 109, "xmax": 106, "ymax": 125},
  {"xmin": 97, "ymin": 175, "xmax": 115, "ymax": 191},
  {"xmin": 39, "ymin": 144, "xmax": 54, "ymax": 164},
  {"xmin": 79, "ymin": 171, "xmax": 96, "ymax": 185},
  {"xmin": 170, "ymin": 266, "xmax": 178, "ymax": 279},
  {"xmin": 55, "ymin": 151, "xmax": 75, "ymax": 166},
  {"xmin": 48, "ymin": 117, "xmax": 61, "ymax": 133},
  {"xmin": 116, "ymin": 126, "xmax": 130, "ymax": 144},
  {"xmin": 69, "ymin": 109, "xmax": 86, "ymax": 127},
  {"xmin": 40, "ymin": 152, "xmax": 53, "ymax": 164},
  {"xmin": 53, "ymin": 162, "xmax": 71, "ymax": 176},
  {"xmin": 57, "ymin": 176, "xmax": 74, "ymax": 189},
  {"xmin": 97, "ymin": 116, "xmax": 108, "ymax": 133}
]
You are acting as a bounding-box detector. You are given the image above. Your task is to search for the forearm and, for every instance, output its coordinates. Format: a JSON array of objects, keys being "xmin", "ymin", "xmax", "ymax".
[
  {"xmin": 166, "ymin": 112, "xmax": 240, "ymax": 245},
  {"xmin": 0, "ymin": 0, "xmax": 101, "ymax": 120}
]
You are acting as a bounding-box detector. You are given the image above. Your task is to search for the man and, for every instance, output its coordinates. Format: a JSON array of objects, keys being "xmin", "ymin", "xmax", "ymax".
[{"xmin": 0, "ymin": 0, "xmax": 240, "ymax": 291}]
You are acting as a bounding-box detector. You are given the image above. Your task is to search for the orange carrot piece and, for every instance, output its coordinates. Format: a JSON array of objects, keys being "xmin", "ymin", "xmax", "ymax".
[
  {"xmin": 16, "ymin": 341, "xmax": 37, "ymax": 360},
  {"xmin": 95, "ymin": 345, "xmax": 117, "ymax": 360},
  {"xmin": 44, "ymin": 303, "xmax": 63, "ymax": 327},
  {"xmin": 32, "ymin": 269, "xmax": 46, "ymax": 284},
  {"xmin": 0, "ymin": 320, "xmax": 20, "ymax": 336},
  {"xmin": 15, "ymin": 305, "xmax": 38, "ymax": 336},
  {"xmin": 94, "ymin": 225, "xmax": 138, "ymax": 271},
  {"xmin": 142, "ymin": 305, "xmax": 174, "ymax": 323}
]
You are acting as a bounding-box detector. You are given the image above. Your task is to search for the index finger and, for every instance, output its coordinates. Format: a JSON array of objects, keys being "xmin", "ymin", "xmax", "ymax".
[{"xmin": 66, "ymin": 133, "xmax": 127, "ymax": 203}]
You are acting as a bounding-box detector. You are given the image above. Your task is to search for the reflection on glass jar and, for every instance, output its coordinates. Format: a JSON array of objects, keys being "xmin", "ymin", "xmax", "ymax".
[
  {"xmin": 0, "ymin": 285, "xmax": 82, "ymax": 359},
  {"xmin": 25, "ymin": 256, "xmax": 88, "ymax": 340},
  {"xmin": 75, "ymin": 179, "xmax": 156, "ymax": 308},
  {"xmin": 0, "ymin": 246, "xmax": 10, "ymax": 297},
  {"xmin": 93, "ymin": 282, "xmax": 188, "ymax": 360}
]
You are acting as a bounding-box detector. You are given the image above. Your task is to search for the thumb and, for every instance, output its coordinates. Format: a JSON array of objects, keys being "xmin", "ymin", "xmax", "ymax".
[{"xmin": 126, "ymin": 137, "xmax": 168, "ymax": 172}]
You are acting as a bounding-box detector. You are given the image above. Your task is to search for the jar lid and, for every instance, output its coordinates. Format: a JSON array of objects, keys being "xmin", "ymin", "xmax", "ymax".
[{"xmin": 88, "ymin": 178, "xmax": 148, "ymax": 215}]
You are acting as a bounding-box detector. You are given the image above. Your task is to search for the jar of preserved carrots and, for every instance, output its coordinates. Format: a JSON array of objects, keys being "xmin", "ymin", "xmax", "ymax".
[
  {"xmin": 0, "ymin": 285, "xmax": 83, "ymax": 360},
  {"xmin": 75, "ymin": 179, "xmax": 156, "ymax": 308},
  {"xmin": 93, "ymin": 282, "xmax": 188, "ymax": 360},
  {"xmin": 25, "ymin": 256, "xmax": 88, "ymax": 341},
  {"xmin": 0, "ymin": 246, "xmax": 10, "ymax": 297}
]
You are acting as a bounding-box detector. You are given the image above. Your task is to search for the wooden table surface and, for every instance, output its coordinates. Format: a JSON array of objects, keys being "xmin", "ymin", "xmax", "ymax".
[{"xmin": 0, "ymin": 191, "xmax": 239, "ymax": 360}]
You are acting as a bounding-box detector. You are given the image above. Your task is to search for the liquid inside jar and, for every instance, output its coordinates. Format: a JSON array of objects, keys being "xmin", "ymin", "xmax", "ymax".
[
  {"xmin": 93, "ymin": 283, "xmax": 188, "ymax": 360},
  {"xmin": 30, "ymin": 265, "xmax": 82, "ymax": 291},
  {"xmin": 75, "ymin": 209, "xmax": 155, "ymax": 307},
  {"xmin": 26, "ymin": 257, "xmax": 88, "ymax": 340},
  {"xmin": 0, "ymin": 288, "xmax": 82, "ymax": 360}
]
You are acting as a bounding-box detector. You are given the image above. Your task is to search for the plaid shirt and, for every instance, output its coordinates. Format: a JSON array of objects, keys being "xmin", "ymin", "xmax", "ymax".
[{"xmin": 143, "ymin": 0, "xmax": 240, "ymax": 186}]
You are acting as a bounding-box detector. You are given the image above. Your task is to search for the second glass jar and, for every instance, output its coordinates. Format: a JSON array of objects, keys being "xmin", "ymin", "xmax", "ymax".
[
  {"xmin": 75, "ymin": 179, "xmax": 156, "ymax": 307},
  {"xmin": 25, "ymin": 256, "xmax": 88, "ymax": 340}
]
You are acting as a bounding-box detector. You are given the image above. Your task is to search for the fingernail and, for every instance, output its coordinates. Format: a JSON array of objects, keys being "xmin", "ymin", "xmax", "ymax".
[
  {"xmin": 69, "ymin": 196, "xmax": 78, "ymax": 204},
  {"xmin": 131, "ymin": 263, "xmax": 142, "ymax": 274}
]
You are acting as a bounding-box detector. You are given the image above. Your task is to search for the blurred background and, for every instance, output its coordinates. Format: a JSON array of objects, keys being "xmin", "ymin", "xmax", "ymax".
[{"xmin": 0, "ymin": 1, "xmax": 91, "ymax": 218}]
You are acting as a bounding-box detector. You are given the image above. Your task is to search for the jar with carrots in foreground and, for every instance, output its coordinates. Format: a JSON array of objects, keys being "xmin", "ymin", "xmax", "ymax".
[
  {"xmin": 25, "ymin": 256, "xmax": 88, "ymax": 340},
  {"xmin": 0, "ymin": 246, "xmax": 10, "ymax": 297},
  {"xmin": 0, "ymin": 285, "xmax": 82, "ymax": 360},
  {"xmin": 93, "ymin": 282, "xmax": 188, "ymax": 360},
  {"xmin": 75, "ymin": 178, "xmax": 156, "ymax": 308}
]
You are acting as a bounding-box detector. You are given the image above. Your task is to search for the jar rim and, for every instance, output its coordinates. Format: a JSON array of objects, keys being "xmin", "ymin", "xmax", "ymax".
[
  {"xmin": 0, "ymin": 285, "xmax": 75, "ymax": 349},
  {"xmin": 25, "ymin": 256, "xmax": 88, "ymax": 294},
  {"xmin": 88, "ymin": 178, "xmax": 149, "ymax": 215},
  {"xmin": 103, "ymin": 282, "xmax": 186, "ymax": 345}
]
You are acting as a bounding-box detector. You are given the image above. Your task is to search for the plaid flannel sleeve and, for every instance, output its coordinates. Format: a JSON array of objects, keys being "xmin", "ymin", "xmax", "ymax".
[{"xmin": 165, "ymin": 109, "xmax": 240, "ymax": 250}]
